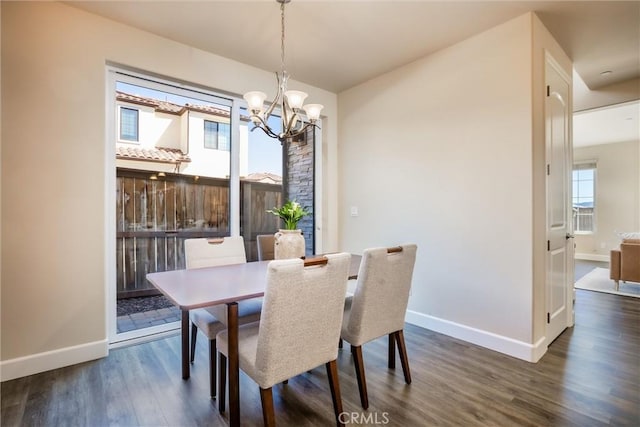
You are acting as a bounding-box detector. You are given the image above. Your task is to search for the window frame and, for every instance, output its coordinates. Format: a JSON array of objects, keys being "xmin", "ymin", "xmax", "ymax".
[
  {"xmin": 119, "ymin": 106, "xmax": 139, "ymax": 142},
  {"xmin": 203, "ymin": 119, "xmax": 231, "ymax": 151}
]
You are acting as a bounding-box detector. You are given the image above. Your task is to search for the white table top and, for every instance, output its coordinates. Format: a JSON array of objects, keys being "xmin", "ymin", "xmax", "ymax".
[
  {"xmin": 147, "ymin": 260, "xmax": 271, "ymax": 310},
  {"xmin": 147, "ymin": 255, "xmax": 361, "ymax": 311}
]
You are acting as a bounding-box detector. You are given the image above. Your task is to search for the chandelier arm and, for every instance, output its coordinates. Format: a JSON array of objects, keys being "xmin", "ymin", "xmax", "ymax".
[
  {"xmin": 249, "ymin": 115, "xmax": 280, "ymax": 139},
  {"xmin": 262, "ymin": 97, "xmax": 279, "ymax": 123},
  {"xmin": 284, "ymin": 111, "xmax": 300, "ymax": 134},
  {"xmin": 281, "ymin": 94, "xmax": 294, "ymax": 134},
  {"xmin": 256, "ymin": 125, "xmax": 280, "ymax": 140},
  {"xmin": 285, "ymin": 121, "xmax": 318, "ymax": 141},
  {"xmin": 263, "ymin": 72, "xmax": 282, "ymax": 121}
]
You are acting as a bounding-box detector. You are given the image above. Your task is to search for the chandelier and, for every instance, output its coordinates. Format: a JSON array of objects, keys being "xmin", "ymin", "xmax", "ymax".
[{"xmin": 243, "ymin": 0, "xmax": 323, "ymax": 143}]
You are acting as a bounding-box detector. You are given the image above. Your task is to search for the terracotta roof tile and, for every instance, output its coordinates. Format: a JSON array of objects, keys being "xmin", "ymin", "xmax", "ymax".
[
  {"xmin": 116, "ymin": 146, "xmax": 191, "ymax": 163},
  {"xmin": 116, "ymin": 91, "xmax": 229, "ymax": 117},
  {"xmin": 243, "ymin": 172, "xmax": 282, "ymax": 184}
]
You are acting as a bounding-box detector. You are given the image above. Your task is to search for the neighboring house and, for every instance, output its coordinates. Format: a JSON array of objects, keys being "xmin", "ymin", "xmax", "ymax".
[
  {"xmin": 115, "ymin": 91, "xmax": 257, "ymax": 180},
  {"xmin": 244, "ymin": 172, "xmax": 282, "ymax": 185}
]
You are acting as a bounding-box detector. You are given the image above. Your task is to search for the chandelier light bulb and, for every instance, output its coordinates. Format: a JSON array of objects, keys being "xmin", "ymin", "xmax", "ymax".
[
  {"xmin": 284, "ymin": 90, "xmax": 308, "ymax": 110},
  {"xmin": 243, "ymin": 91, "xmax": 267, "ymax": 112},
  {"xmin": 302, "ymin": 104, "xmax": 323, "ymax": 121}
]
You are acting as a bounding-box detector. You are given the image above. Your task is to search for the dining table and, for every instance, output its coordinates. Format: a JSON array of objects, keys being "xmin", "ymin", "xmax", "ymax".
[{"xmin": 146, "ymin": 254, "xmax": 361, "ymax": 427}]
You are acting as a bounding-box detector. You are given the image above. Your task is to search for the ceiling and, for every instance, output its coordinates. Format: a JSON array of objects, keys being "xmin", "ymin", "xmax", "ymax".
[
  {"xmin": 574, "ymin": 100, "xmax": 639, "ymax": 148},
  {"xmin": 65, "ymin": 1, "xmax": 640, "ymax": 147},
  {"xmin": 66, "ymin": 1, "xmax": 639, "ymax": 94}
]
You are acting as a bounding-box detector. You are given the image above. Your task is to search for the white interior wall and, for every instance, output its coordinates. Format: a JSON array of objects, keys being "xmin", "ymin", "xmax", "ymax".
[
  {"xmin": 339, "ymin": 14, "xmax": 536, "ymax": 359},
  {"xmin": 338, "ymin": 12, "xmax": 572, "ymax": 361},
  {"xmin": 0, "ymin": 1, "xmax": 338, "ymax": 380}
]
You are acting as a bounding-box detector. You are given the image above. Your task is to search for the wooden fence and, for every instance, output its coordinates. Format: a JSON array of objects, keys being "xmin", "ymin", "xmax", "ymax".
[{"xmin": 116, "ymin": 169, "xmax": 281, "ymax": 298}]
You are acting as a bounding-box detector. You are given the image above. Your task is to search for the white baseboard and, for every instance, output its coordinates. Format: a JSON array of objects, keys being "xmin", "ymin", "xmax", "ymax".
[
  {"xmin": 405, "ymin": 310, "xmax": 547, "ymax": 363},
  {"xmin": 575, "ymin": 253, "xmax": 609, "ymax": 262},
  {"xmin": 1, "ymin": 339, "xmax": 109, "ymax": 382}
]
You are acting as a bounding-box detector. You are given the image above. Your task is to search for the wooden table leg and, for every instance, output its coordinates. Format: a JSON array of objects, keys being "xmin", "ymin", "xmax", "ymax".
[
  {"xmin": 388, "ymin": 333, "xmax": 396, "ymax": 369},
  {"xmin": 182, "ymin": 310, "xmax": 190, "ymax": 380},
  {"xmin": 227, "ymin": 302, "xmax": 240, "ymax": 427}
]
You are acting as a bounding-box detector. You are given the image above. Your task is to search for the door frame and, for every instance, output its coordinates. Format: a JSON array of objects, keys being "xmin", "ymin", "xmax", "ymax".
[{"xmin": 544, "ymin": 51, "xmax": 575, "ymax": 348}]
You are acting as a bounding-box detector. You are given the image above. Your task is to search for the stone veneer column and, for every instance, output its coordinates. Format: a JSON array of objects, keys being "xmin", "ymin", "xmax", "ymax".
[{"xmin": 286, "ymin": 128, "xmax": 314, "ymax": 256}]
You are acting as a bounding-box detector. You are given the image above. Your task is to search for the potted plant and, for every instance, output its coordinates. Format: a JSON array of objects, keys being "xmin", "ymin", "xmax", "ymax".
[
  {"xmin": 267, "ymin": 200, "xmax": 309, "ymax": 259},
  {"xmin": 267, "ymin": 200, "xmax": 310, "ymax": 230}
]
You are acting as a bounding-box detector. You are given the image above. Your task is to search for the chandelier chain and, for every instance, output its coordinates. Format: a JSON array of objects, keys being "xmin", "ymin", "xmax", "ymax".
[{"xmin": 280, "ymin": 1, "xmax": 286, "ymax": 75}]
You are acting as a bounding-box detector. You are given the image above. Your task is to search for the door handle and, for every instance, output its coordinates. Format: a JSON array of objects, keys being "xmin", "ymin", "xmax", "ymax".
[{"xmin": 566, "ymin": 233, "xmax": 575, "ymax": 240}]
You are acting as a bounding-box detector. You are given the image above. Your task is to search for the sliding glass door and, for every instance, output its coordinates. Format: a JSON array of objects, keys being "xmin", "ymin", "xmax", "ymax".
[{"xmin": 107, "ymin": 67, "xmax": 318, "ymax": 344}]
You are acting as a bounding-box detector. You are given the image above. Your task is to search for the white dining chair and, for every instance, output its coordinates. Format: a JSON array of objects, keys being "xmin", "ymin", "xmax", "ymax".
[
  {"xmin": 184, "ymin": 236, "xmax": 262, "ymax": 399},
  {"xmin": 340, "ymin": 244, "xmax": 417, "ymax": 409},
  {"xmin": 216, "ymin": 253, "xmax": 351, "ymax": 427},
  {"xmin": 256, "ymin": 234, "xmax": 275, "ymax": 261}
]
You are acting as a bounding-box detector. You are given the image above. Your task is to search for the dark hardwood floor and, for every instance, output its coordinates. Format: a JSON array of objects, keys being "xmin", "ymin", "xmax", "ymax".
[{"xmin": 2, "ymin": 289, "xmax": 638, "ymax": 426}]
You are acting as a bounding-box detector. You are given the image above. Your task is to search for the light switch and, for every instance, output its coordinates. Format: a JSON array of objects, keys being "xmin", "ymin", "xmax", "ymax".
[{"xmin": 350, "ymin": 206, "xmax": 359, "ymax": 217}]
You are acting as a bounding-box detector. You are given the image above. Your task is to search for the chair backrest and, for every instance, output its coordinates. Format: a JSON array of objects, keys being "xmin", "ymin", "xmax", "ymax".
[
  {"xmin": 184, "ymin": 237, "xmax": 247, "ymax": 269},
  {"xmin": 252, "ymin": 253, "xmax": 351, "ymax": 388},
  {"xmin": 344, "ymin": 244, "xmax": 417, "ymax": 346},
  {"xmin": 256, "ymin": 234, "xmax": 275, "ymax": 261}
]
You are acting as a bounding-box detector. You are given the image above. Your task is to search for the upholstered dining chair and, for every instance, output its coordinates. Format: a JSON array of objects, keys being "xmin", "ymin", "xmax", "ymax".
[
  {"xmin": 341, "ymin": 244, "xmax": 417, "ymax": 409},
  {"xmin": 217, "ymin": 253, "xmax": 351, "ymax": 427},
  {"xmin": 184, "ymin": 236, "xmax": 263, "ymax": 399},
  {"xmin": 256, "ymin": 234, "xmax": 275, "ymax": 261}
]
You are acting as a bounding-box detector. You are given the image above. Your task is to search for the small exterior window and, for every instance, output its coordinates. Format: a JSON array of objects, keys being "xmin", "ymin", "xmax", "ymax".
[
  {"xmin": 204, "ymin": 120, "xmax": 230, "ymax": 151},
  {"xmin": 572, "ymin": 162, "xmax": 596, "ymax": 233},
  {"xmin": 120, "ymin": 107, "xmax": 139, "ymax": 142}
]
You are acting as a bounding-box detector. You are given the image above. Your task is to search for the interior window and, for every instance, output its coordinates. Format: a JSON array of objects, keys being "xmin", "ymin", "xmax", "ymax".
[{"xmin": 572, "ymin": 162, "xmax": 596, "ymax": 233}]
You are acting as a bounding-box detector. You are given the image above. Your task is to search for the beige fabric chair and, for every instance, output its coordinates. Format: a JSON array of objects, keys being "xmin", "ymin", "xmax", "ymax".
[
  {"xmin": 341, "ymin": 244, "xmax": 417, "ymax": 409},
  {"xmin": 184, "ymin": 237, "xmax": 262, "ymax": 399},
  {"xmin": 610, "ymin": 238, "xmax": 640, "ymax": 290},
  {"xmin": 217, "ymin": 253, "xmax": 351, "ymax": 427},
  {"xmin": 256, "ymin": 234, "xmax": 275, "ymax": 261}
]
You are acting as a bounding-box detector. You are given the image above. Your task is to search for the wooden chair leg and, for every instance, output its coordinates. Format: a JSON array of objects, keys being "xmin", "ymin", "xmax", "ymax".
[
  {"xmin": 190, "ymin": 323, "xmax": 198, "ymax": 363},
  {"xmin": 259, "ymin": 387, "xmax": 276, "ymax": 427},
  {"xmin": 351, "ymin": 345, "xmax": 369, "ymax": 409},
  {"xmin": 388, "ymin": 333, "xmax": 396, "ymax": 369},
  {"xmin": 218, "ymin": 352, "xmax": 227, "ymax": 413},
  {"xmin": 209, "ymin": 339, "xmax": 217, "ymax": 399},
  {"xmin": 395, "ymin": 330, "xmax": 412, "ymax": 384},
  {"xmin": 326, "ymin": 360, "xmax": 345, "ymax": 427}
]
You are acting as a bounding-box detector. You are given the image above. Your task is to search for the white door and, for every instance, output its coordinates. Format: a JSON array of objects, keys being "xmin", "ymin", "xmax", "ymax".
[{"xmin": 545, "ymin": 54, "xmax": 574, "ymax": 344}]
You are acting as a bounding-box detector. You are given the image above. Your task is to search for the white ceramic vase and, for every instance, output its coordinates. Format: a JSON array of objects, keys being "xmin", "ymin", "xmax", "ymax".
[{"xmin": 274, "ymin": 229, "xmax": 305, "ymax": 259}]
